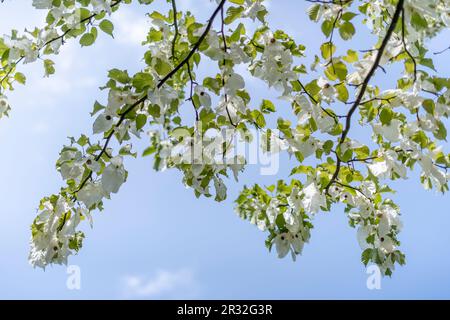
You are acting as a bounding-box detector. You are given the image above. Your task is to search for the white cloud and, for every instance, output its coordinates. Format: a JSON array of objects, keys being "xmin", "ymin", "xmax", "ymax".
[
  {"xmin": 113, "ymin": 8, "xmax": 151, "ymax": 46},
  {"xmin": 121, "ymin": 268, "xmax": 200, "ymax": 299}
]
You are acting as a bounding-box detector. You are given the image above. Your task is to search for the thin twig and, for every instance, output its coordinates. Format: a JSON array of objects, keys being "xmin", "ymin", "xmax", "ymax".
[
  {"xmin": 401, "ymin": 8, "xmax": 417, "ymax": 82},
  {"xmin": 170, "ymin": 0, "xmax": 179, "ymax": 61}
]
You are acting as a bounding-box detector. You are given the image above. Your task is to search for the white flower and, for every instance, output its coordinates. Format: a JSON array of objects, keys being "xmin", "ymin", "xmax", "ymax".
[
  {"xmin": 91, "ymin": 0, "xmax": 113, "ymax": 14},
  {"xmin": 415, "ymin": 153, "xmax": 447, "ymax": 190},
  {"xmin": 203, "ymin": 31, "xmax": 223, "ymax": 61},
  {"xmin": 229, "ymin": 42, "xmax": 251, "ymax": 64},
  {"xmin": 368, "ymin": 149, "xmax": 407, "ymax": 179},
  {"xmin": 317, "ymin": 77, "xmax": 336, "ymax": 101},
  {"xmin": 77, "ymin": 182, "xmax": 104, "ymax": 208},
  {"xmin": 243, "ymin": 0, "xmax": 266, "ymax": 21},
  {"xmin": 287, "ymin": 186, "xmax": 303, "ymax": 213},
  {"xmin": 39, "ymin": 29, "xmax": 63, "ymax": 53},
  {"xmin": 377, "ymin": 206, "xmax": 402, "ymax": 235},
  {"xmin": 107, "ymin": 90, "xmax": 135, "ymax": 114},
  {"xmin": 274, "ymin": 233, "xmax": 290, "ymax": 258},
  {"xmin": 195, "ymin": 86, "xmax": 212, "ymax": 108},
  {"xmin": 213, "ymin": 176, "xmax": 227, "ymax": 201},
  {"xmin": 274, "ymin": 231, "xmax": 306, "ymax": 260},
  {"xmin": 357, "ymin": 224, "xmax": 372, "ymax": 250},
  {"xmin": 288, "ymin": 135, "xmax": 320, "ymax": 159},
  {"xmin": 93, "ymin": 113, "xmax": 114, "ymax": 134},
  {"xmin": 291, "ymin": 232, "xmax": 304, "ymax": 255},
  {"xmin": 347, "ymin": 56, "xmax": 374, "ymax": 84},
  {"xmin": 216, "ymin": 95, "xmax": 246, "ymax": 124},
  {"xmin": 373, "ymin": 119, "xmax": 403, "ymax": 142},
  {"xmin": 148, "ymin": 85, "xmax": 179, "ymax": 115},
  {"xmin": 101, "ymin": 156, "xmax": 126, "ymax": 194},
  {"xmin": 0, "ymin": 95, "xmax": 10, "ymax": 117},
  {"xmin": 375, "ymin": 234, "xmax": 396, "ymax": 254},
  {"xmin": 283, "ymin": 208, "xmax": 296, "ymax": 226},
  {"xmin": 301, "ymin": 182, "xmax": 326, "ymax": 214},
  {"xmin": 295, "ymin": 95, "xmax": 334, "ymax": 133},
  {"xmin": 225, "ymin": 72, "xmax": 245, "ymax": 94},
  {"xmin": 249, "ymin": 29, "xmax": 295, "ymax": 94},
  {"xmin": 28, "ymin": 197, "xmax": 79, "ymax": 268},
  {"xmin": 266, "ymin": 198, "xmax": 281, "ymax": 225}
]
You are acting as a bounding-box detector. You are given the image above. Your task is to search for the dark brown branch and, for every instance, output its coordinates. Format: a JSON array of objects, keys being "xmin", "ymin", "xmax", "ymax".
[
  {"xmin": 157, "ymin": 0, "xmax": 226, "ymax": 89},
  {"xmin": 324, "ymin": 0, "xmax": 404, "ymax": 194},
  {"xmin": 347, "ymin": 156, "xmax": 378, "ymax": 163},
  {"xmin": 433, "ymin": 45, "xmax": 450, "ymax": 55}
]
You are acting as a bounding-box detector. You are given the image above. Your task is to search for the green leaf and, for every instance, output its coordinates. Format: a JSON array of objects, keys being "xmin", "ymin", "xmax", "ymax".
[
  {"xmin": 411, "ymin": 12, "xmax": 428, "ymax": 30},
  {"xmin": 379, "ymin": 108, "xmax": 393, "ymax": 125},
  {"xmin": 44, "ymin": 59, "xmax": 55, "ymax": 76},
  {"xmin": 434, "ymin": 121, "xmax": 447, "ymax": 141},
  {"xmin": 320, "ymin": 42, "xmax": 336, "ymax": 60},
  {"xmin": 343, "ymin": 49, "xmax": 358, "ymax": 63},
  {"xmin": 136, "ymin": 114, "xmax": 147, "ymax": 130},
  {"xmin": 99, "ymin": 19, "xmax": 114, "ymax": 37},
  {"xmin": 325, "ymin": 61, "xmax": 347, "ymax": 81},
  {"xmin": 335, "ymin": 82, "xmax": 349, "ymax": 102},
  {"xmin": 419, "ymin": 58, "xmax": 436, "ymax": 71},
  {"xmin": 79, "ymin": 32, "xmax": 95, "ymax": 47},
  {"xmin": 91, "ymin": 100, "xmax": 105, "ymax": 116},
  {"xmin": 307, "ymin": 4, "xmax": 321, "ymax": 21},
  {"xmin": 361, "ymin": 248, "xmax": 373, "ymax": 266},
  {"xmin": 339, "ymin": 22, "xmax": 355, "ymax": 40},
  {"xmin": 142, "ymin": 146, "xmax": 157, "ymax": 157},
  {"xmin": 14, "ymin": 72, "xmax": 26, "ymax": 84},
  {"xmin": 341, "ymin": 12, "xmax": 357, "ymax": 21},
  {"xmin": 108, "ymin": 68, "xmax": 130, "ymax": 84},
  {"xmin": 251, "ymin": 110, "xmax": 266, "ymax": 128},
  {"xmin": 132, "ymin": 72, "xmax": 153, "ymax": 92},
  {"xmin": 260, "ymin": 99, "xmax": 276, "ymax": 114},
  {"xmin": 321, "ymin": 20, "xmax": 333, "ymax": 37},
  {"xmin": 422, "ymin": 99, "xmax": 435, "ymax": 114},
  {"xmin": 224, "ymin": 6, "xmax": 244, "ymax": 25}
]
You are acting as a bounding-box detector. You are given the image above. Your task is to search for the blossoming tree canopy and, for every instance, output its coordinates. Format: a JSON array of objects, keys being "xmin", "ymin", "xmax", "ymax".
[{"xmin": 1, "ymin": 0, "xmax": 449, "ymax": 276}]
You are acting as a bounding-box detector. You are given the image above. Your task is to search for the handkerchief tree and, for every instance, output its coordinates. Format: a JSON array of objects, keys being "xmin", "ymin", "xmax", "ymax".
[{"xmin": 1, "ymin": 0, "xmax": 449, "ymax": 276}]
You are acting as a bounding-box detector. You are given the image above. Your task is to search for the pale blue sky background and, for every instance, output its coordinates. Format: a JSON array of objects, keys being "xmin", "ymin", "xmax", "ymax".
[{"xmin": 0, "ymin": 0, "xmax": 449, "ymax": 299}]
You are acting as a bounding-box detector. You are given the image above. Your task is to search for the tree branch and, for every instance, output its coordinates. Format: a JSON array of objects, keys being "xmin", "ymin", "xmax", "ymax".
[
  {"xmin": 324, "ymin": 0, "xmax": 404, "ymax": 194},
  {"xmin": 157, "ymin": 0, "xmax": 226, "ymax": 89}
]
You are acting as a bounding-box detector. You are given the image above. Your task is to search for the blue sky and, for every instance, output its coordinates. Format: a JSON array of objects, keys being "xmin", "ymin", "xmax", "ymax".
[{"xmin": 0, "ymin": 0, "xmax": 449, "ymax": 299}]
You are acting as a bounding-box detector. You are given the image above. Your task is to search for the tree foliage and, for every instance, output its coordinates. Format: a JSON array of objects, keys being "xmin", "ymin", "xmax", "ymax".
[{"xmin": 1, "ymin": 0, "xmax": 450, "ymax": 276}]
